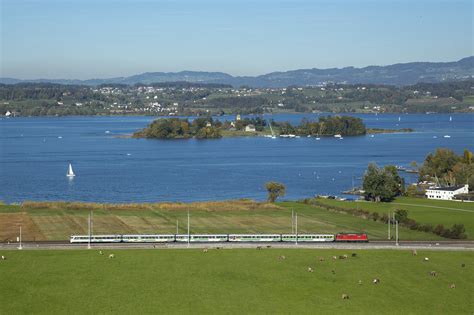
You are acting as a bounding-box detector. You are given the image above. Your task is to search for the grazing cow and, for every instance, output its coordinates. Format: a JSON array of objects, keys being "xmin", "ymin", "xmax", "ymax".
[
  {"xmin": 358, "ymin": 280, "xmax": 362, "ymax": 285},
  {"xmin": 99, "ymin": 251, "xmax": 103, "ymax": 255},
  {"xmin": 429, "ymin": 271, "xmax": 438, "ymax": 277},
  {"xmin": 307, "ymin": 267, "xmax": 314, "ymax": 273},
  {"xmin": 332, "ymin": 256, "xmax": 337, "ymax": 260},
  {"xmin": 108, "ymin": 254, "xmax": 115, "ymax": 259},
  {"xmin": 351, "ymin": 253, "xmax": 357, "ymax": 257},
  {"xmin": 412, "ymin": 249, "xmax": 417, "ymax": 256},
  {"xmin": 256, "ymin": 246, "xmax": 262, "ymax": 250},
  {"xmin": 341, "ymin": 294, "xmax": 349, "ymax": 300},
  {"xmin": 319, "ymin": 257, "xmax": 324, "ymax": 262},
  {"xmin": 339, "ymin": 255, "xmax": 348, "ymax": 260},
  {"xmin": 278, "ymin": 255, "xmax": 286, "ymax": 260},
  {"xmin": 424, "ymin": 257, "xmax": 429, "ymax": 261},
  {"xmin": 373, "ymin": 278, "xmax": 380, "ymax": 284},
  {"xmin": 266, "ymin": 245, "xmax": 272, "ymax": 249},
  {"xmin": 1, "ymin": 255, "xmax": 6, "ymax": 260},
  {"xmin": 449, "ymin": 283, "xmax": 456, "ymax": 289},
  {"xmin": 202, "ymin": 248, "xmax": 208, "ymax": 253}
]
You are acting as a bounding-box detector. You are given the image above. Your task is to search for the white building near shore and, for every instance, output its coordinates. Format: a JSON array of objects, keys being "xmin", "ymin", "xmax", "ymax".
[{"xmin": 425, "ymin": 184, "xmax": 469, "ymax": 200}]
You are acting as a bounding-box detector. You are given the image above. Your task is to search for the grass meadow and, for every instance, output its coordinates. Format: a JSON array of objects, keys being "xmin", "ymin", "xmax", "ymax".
[
  {"xmin": 0, "ymin": 249, "xmax": 472, "ymax": 314},
  {"xmin": 316, "ymin": 197, "xmax": 474, "ymax": 239}
]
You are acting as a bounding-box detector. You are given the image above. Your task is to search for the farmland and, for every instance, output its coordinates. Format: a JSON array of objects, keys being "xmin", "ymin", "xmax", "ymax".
[
  {"xmin": 315, "ymin": 197, "xmax": 474, "ymax": 239},
  {"xmin": 0, "ymin": 249, "xmax": 472, "ymax": 314},
  {"xmin": 0, "ymin": 198, "xmax": 461, "ymax": 242}
]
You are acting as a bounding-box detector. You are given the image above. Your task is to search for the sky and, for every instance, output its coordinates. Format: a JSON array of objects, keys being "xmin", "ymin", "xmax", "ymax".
[{"xmin": 1, "ymin": 0, "xmax": 472, "ymax": 79}]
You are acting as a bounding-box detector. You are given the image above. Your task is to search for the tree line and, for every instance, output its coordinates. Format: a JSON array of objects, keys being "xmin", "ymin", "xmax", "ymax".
[{"xmin": 133, "ymin": 117, "xmax": 222, "ymax": 139}]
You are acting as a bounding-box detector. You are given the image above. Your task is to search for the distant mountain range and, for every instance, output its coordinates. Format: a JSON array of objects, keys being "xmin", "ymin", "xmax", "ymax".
[{"xmin": 2, "ymin": 57, "xmax": 473, "ymax": 88}]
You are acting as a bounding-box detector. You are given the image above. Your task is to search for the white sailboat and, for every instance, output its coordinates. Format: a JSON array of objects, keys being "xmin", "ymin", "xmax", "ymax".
[
  {"xmin": 67, "ymin": 163, "xmax": 76, "ymax": 177},
  {"xmin": 269, "ymin": 122, "xmax": 276, "ymax": 139},
  {"xmin": 449, "ymin": 116, "xmax": 452, "ymax": 122}
]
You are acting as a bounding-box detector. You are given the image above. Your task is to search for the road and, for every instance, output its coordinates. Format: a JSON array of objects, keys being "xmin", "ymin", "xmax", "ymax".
[{"xmin": 1, "ymin": 240, "xmax": 473, "ymax": 251}]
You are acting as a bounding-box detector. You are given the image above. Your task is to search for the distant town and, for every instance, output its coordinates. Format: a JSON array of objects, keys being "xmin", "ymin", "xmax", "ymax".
[{"xmin": 1, "ymin": 79, "xmax": 473, "ymax": 117}]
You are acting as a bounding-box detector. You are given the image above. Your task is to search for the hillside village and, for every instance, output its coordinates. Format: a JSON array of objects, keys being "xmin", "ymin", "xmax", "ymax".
[{"xmin": 1, "ymin": 80, "xmax": 474, "ymax": 117}]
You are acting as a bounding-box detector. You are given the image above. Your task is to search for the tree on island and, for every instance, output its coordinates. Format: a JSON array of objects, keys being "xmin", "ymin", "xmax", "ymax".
[
  {"xmin": 133, "ymin": 117, "xmax": 221, "ymax": 139},
  {"xmin": 265, "ymin": 182, "xmax": 286, "ymax": 203},
  {"xmin": 363, "ymin": 163, "xmax": 404, "ymax": 202}
]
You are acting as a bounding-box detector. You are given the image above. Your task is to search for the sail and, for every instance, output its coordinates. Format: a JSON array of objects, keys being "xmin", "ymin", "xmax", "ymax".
[{"xmin": 67, "ymin": 163, "xmax": 75, "ymax": 177}]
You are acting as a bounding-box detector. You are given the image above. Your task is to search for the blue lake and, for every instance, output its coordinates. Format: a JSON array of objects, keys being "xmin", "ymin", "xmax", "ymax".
[{"xmin": 0, "ymin": 113, "xmax": 473, "ymax": 203}]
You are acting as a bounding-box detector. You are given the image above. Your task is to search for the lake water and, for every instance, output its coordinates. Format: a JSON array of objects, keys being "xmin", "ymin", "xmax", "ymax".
[{"xmin": 0, "ymin": 113, "xmax": 473, "ymax": 203}]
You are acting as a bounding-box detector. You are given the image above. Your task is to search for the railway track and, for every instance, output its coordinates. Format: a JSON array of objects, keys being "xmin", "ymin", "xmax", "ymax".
[{"xmin": 1, "ymin": 240, "xmax": 473, "ymax": 250}]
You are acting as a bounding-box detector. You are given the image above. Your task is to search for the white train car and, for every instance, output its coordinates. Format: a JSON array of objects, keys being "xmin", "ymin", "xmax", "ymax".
[
  {"xmin": 281, "ymin": 234, "xmax": 335, "ymax": 242},
  {"xmin": 228, "ymin": 234, "xmax": 281, "ymax": 242},
  {"xmin": 70, "ymin": 235, "xmax": 122, "ymax": 243},
  {"xmin": 175, "ymin": 234, "xmax": 228, "ymax": 242},
  {"xmin": 122, "ymin": 235, "xmax": 175, "ymax": 243}
]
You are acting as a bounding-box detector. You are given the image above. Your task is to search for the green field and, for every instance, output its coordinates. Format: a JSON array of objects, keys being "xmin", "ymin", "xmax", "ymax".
[
  {"xmin": 0, "ymin": 200, "xmax": 445, "ymax": 241},
  {"xmin": 316, "ymin": 197, "xmax": 474, "ymax": 239},
  {"xmin": 0, "ymin": 249, "xmax": 472, "ymax": 314}
]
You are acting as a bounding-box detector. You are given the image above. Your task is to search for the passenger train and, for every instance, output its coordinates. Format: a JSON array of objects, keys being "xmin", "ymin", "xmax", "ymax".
[{"xmin": 70, "ymin": 233, "xmax": 368, "ymax": 243}]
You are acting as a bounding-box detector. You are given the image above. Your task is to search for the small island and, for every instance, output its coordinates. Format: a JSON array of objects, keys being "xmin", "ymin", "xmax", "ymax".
[{"xmin": 133, "ymin": 115, "xmax": 413, "ymax": 139}]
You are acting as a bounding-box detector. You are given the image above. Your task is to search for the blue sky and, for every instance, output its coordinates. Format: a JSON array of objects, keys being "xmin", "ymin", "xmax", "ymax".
[{"xmin": 1, "ymin": 0, "xmax": 472, "ymax": 79}]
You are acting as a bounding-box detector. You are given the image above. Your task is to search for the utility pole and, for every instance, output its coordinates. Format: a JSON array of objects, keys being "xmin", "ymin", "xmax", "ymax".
[
  {"xmin": 388, "ymin": 212, "xmax": 391, "ymax": 240},
  {"xmin": 295, "ymin": 212, "xmax": 298, "ymax": 245},
  {"xmin": 91, "ymin": 210, "xmax": 93, "ymax": 237},
  {"xmin": 176, "ymin": 219, "xmax": 179, "ymax": 235},
  {"xmin": 18, "ymin": 225, "xmax": 22, "ymax": 250},
  {"xmin": 291, "ymin": 210, "xmax": 294, "ymax": 234},
  {"xmin": 395, "ymin": 220, "xmax": 399, "ymax": 246},
  {"xmin": 88, "ymin": 211, "xmax": 91, "ymax": 249},
  {"xmin": 187, "ymin": 211, "xmax": 190, "ymax": 248}
]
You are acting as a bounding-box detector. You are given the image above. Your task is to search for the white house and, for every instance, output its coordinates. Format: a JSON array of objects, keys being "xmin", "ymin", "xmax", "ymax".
[
  {"xmin": 245, "ymin": 124, "xmax": 256, "ymax": 132},
  {"xmin": 425, "ymin": 184, "xmax": 469, "ymax": 200}
]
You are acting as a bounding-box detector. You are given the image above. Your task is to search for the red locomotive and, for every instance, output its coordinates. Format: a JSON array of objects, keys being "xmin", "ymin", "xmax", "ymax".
[{"xmin": 335, "ymin": 233, "xmax": 368, "ymax": 242}]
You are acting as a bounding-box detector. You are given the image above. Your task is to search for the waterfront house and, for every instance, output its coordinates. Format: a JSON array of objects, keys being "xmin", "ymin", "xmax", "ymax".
[
  {"xmin": 245, "ymin": 124, "xmax": 256, "ymax": 132},
  {"xmin": 425, "ymin": 185, "xmax": 469, "ymax": 200}
]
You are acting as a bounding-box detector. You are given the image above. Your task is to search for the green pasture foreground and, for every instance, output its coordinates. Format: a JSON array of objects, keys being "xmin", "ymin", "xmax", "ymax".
[
  {"xmin": 315, "ymin": 197, "xmax": 474, "ymax": 239},
  {"xmin": 0, "ymin": 249, "xmax": 472, "ymax": 314}
]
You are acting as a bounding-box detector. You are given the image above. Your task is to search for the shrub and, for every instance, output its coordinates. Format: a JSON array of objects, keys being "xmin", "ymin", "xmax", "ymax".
[
  {"xmin": 369, "ymin": 212, "xmax": 380, "ymax": 222},
  {"xmin": 417, "ymin": 224, "xmax": 433, "ymax": 233},
  {"xmin": 433, "ymin": 224, "xmax": 446, "ymax": 236},
  {"xmin": 447, "ymin": 224, "xmax": 467, "ymax": 239},
  {"xmin": 394, "ymin": 209, "xmax": 409, "ymax": 223},
  {"xmin": 405, "ymin": 219, "xmax": 419, "ymax": 230}
]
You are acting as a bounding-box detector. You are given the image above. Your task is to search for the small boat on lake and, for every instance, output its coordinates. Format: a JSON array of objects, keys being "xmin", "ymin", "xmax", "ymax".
[{"xmin": 67, "ymin": 163, "xmax": 76, "ymax": 177}]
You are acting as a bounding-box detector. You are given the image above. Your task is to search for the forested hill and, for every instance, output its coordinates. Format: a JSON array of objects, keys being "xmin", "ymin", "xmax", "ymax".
[{"xmin": 1, "ymin": 57, "xmax": 472, "ymax": 87}]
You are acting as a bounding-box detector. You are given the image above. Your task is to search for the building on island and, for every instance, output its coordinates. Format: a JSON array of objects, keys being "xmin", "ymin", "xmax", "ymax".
[
  {"xmin": 245, "ymin": 124, "xmax": 256, "ymax": 132},
  {"xmin": 425, "ymin": 184, "xmax": 469, "ymax": 200}
]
